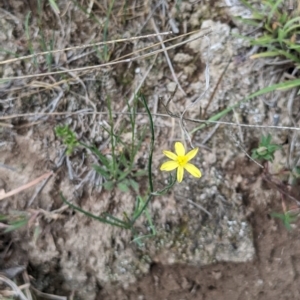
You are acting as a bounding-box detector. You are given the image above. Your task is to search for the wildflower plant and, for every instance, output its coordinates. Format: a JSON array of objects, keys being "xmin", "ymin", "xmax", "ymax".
[
  {"xmin": 55, "ymin": 126, "xmax": 79, "ymax": 156},
  {"xmin": 190, "ymin": 0, "xmax": 300, "ymax": 135},
  {"xmin": 57, "ymin": 94, "xmax": 176, "ymax": 238},
  {"xmin": 56, "ymin": 97, "xmax": 146, "ymax": 193},
  {"xmin": 160, "ymin": 142, "xmax": 202, "ymax": 183},
  {"xmin": 271, "ymin": 211, "xmax": 298, "ymax": 231},
  {"xmin": 236, "ymin": 0, "xmax": 300, "ymax": 64},
  {"xmin": 0, "ymin": 212, "xmax": 29, "ymax": 233},
  {"xmin": 230, "ymin": 0, "xmax": 300, "ymax": 230},
  {"xmin": 251, "ymin": 134, "xmax": 299, "ymax": 230},
  {"xmin": 251, "ymin": 134, "xmax": 281, "ymax": 162}
]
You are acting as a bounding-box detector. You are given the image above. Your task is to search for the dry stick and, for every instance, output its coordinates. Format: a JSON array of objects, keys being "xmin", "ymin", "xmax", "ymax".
[
  {"xmin": 287, "ymin": 86, "xmax": 299, "ymax": 127},
  {"xmin": 30, "ymin": 286, "xmax": 67, "ymax": 300},
  {"xmin": 135, "ymin": 1, "xmax": 162, "ymax": 34},
  {"xmin": 58, "ymin": 66, "xmax": 97, "ymax": 114},
  {"xmin": 27, "ymin": 174, "xmax": 53, "ymax": 208},
  {"xmin": 161, "ymin": 0, "xmax": 179, "ymax": 34},
  {"xmin": 87, "ymin": 0, "xmax": 95, "ymax": 16},
  {"xmin": 22, "ymin": 272, "xmax": 33, "ymax": 300},
  {"xmin": 233, "ymin": 136, "xmax": 264, "ymax": 169},
  {"xmin": 2, "ymin": 111, "xmax": 300, "ymax": 132},
  {"xmin": 0, "ymin": 8, "xmax": 20, "ymax": 24},
  {"xmin": 67, "ymin": 49, "xmax": 96, "ymax": 64},
  {"xmin": 151, "ymin": 18, "xmax": 186, "ymax": 96},
  {"xmin": 0, "ymin": 171, "xmax": 53, "ymax": 201},
  {"xmin": 187, "ymin": 199, "xmax": 212, "ymax": 218},
  {"xmin": 0, "ymin": 122, "xmax": 13, "ymax": 128},
  {"xmin": 0, "ymin": 274, "xmax": 28, "ymax": 300},
  {"xmin": 7, "ymin": 29, "xmax": 204, "ymax": 70},
  {"xmin": 0, "ymin": 31, "xmax": 172, "ymax": 65},
  {"xmin": 153, "ymin": 95, "xmax": 159, "ymax": 123},
  {"xmin": 62, "ymin": 28, "xmax": 97, "ymax": 64},
  {"xmin": 114, "ymin": 54, "xmax": 158, "ymax": 130},
  {"xmin": 263, "ymin": 174, "xmax": 300, "ymax": 206},
  {"xmin": 233, "ymin": 107, "xmax": 244, "ymax": 143},
  {"xmin": 202, "ymin": 59, "xmax": 231, "ymax": 119},
  {"xmin": 180, "ymin": 35, "xmax": 211, "ymax": 148},
  {"xmin": 66, "ymin": 156, "xmax": 75, "ymax": 181},
  {"xmin": 32, "ymin": 88, "xmax": 64, "ymax": 121},
  {"xmin": 0, "ymin": 78, "xmax": 74, "ymax": 106},
  {"xmin": 201, "ymin": 123, "xmax": 220, "ymax": 145},
  {"xmin": 231, "ymin": 107, "xmax": 263, "ymax": 168},
  {"xmin": 2, "ymin": 30, "xmax": 211, "ymax": 81},
  {"xmin": 0, "ymin": 30, "xmax": 176, "ymax": 65},
  {"xmin": 288, "ymin": 130, "xmax": 299, "ymax": 171},
  {"xmin": 260, "ymin": 69, "xmax": 281, "ymax": 107}
]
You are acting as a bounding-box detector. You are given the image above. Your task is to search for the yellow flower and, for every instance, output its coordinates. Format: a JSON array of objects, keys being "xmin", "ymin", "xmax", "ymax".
[{"xmin": 160, "ymin": 142, "xmax": 202, "ymax": 183}]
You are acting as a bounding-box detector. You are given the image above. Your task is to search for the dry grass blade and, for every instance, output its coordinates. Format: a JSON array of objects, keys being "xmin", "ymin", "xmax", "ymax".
[
  {"xmin": 0, "ymin": 172, "xmax": 53, "ymax": 201},
  {"xmin": 0, "ymin": 32, "xmax": 172, "ymax": 65},
  {"xmin": 1, "ymin": 111, "xmax": 300, "ymax": 132},
  {"xmin": 151, "ymin": 18, "xmax": 186, "ymax": 96},
  {"xmin": 30, "ymin": 285, "xmax": 67, "ymax": 300},
  {"xmin": 114, "ymin": 54, "xmax": 158, "ymax": 130},
  {"xmin": 0, "ymin": 274, "xmax": 28, "ymax": 300},
  {"xmin": 186, "ymin": 199, "xmax": 212, "ymax": 218},
  {"xmin": 1, "ymin": 29, "xmax": 211, "ymax": 81},
  {"xmin": 179, "ymin": 35, "xmax": 211, "ymax": 148}
]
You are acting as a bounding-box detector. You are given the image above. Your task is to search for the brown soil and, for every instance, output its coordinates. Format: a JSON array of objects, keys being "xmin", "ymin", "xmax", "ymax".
[
  {"xmin": 99, "ymin": 192, "xmax": 300, "ymax": 300},
  {"xmin": 1, "ymin": 0, "xmax": 300, "ymax": 300}
]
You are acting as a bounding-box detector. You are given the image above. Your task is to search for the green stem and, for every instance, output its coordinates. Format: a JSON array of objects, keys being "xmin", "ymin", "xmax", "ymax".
[
  {"xmin": 130, "ymin": 94, "xmax": 155, "ymax": 225},
  {"xmin": 60, "ymin": 193, "xmax": 130, "ymax": 229},
  {"xmin": 190, "ymin": 78, "xmax": 300, "ymax": 134}
]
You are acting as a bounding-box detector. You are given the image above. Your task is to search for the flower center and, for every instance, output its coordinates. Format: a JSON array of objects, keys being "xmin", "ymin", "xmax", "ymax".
[{"xmin": 177, "ymin": 155, "xmax": 188, "ymax": 167}]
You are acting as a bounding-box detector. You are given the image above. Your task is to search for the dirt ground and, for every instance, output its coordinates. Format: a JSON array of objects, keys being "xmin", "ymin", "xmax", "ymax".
[
  {"xmin": 98, "ymin": 158, "xmax": 300, "ymax": 300},
  {"xmin": 99, "ymin": 193, "xmax": 300, "ymax": 300},
  {"xmin": 1, "ymin": 0, "xmax": 300, "ymax": 300}
]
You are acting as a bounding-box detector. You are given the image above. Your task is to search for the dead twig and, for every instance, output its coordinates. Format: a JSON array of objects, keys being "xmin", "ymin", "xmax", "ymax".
[
  {"xmin": 0, "ymin": 172, "xmax": 53, "ymax": 201},
  {"xmin": 0, "ymin": 274, "xmax": 28, "ymax": 300},
  {"xmin": 151, "ymin": 18, "xmax": 186, "ymax": 96},
  {"xmin": 27, "ymin": 173, "xmax": 53, "ymax": 208},
  {"xmin": 2, "ymin": 30, "xmax": 211, "ymax": 81},
  {"xmin": 2, "ymin": 111, "xmax": 300, "ymax": 132},
  {"xmin": 0, "ymin": 32, "xmax": 173, "ymax": 66},
  {"xmin": 30, "ymin": 285, "xmax": 67, "ymax": 300},
  {"xmin": 187, "ymin": 199, "xmax": 212, "ymax": 218},
  {"xmin": 180, "ymin": 35, "xmax": 211, "ymax": 148}
]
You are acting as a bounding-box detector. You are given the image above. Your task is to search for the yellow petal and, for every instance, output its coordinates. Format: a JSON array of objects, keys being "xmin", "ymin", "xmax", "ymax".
[
  {"xmin": 177, "ymin": 166, "xmax": 184, "ymax": 182},
  {"xmin": 160, "ymin": 160, "xmax": 178, "ymax": 171},
  {"xmin": 175, "ymin": 142, "xmax": 185, "ymax": 156},
  {"xmin": 185, "ymin": 147, "xmax": 198, "ymax": 161},
  {"xmin": 163, "ymin": 150, "xmax": 178, "ymax": 161},
  {"xmin": 184, "ymin": 163, "xmax": 202, "ymax": 178}
]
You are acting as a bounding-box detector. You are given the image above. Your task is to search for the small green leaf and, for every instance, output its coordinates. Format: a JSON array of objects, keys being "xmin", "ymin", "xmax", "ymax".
[
  {"xmin": 251, "ymin": 134, "xmax": 281, "ymax": 162},
  {"xmin": 132, "ymin": 170, "xmax": 147, "ymax": 177},
  {"xmin": 0, "ymin": 215, "xmax": 8, "ymax": 221},
  {"xmin": 129, "ymin": 179, "xmax": 139, "ymax": 192},
  {"xmin": 233, "ymin": 16, "xmax": 262, "ymax": 26},
  {"xmin": 48, "ymin": 0, "xmax": 60, "ymax": 14},
  {"xmin": 283, "ymin": 16, "xmax": 300, "ymax": 30},
  {"xmin": 271, "ymin": 211, "xmax": 298, "ymax": 231},
  {"xmin": 93, "ymin": 165, "xmax": 110, "ymax": 178},
  {"xmin": 55, "ymin": 125, "xmax": 79, "ymax": 155},
  {"xmin": 103, "ymin": 181, "xmax": 114, "ymax": 191},
  {"xmin": 117, "ymin": 182, "xmax": 130, "ymax": 192},
  {"xmin": 5, "ymin": 219, "xmax": 28, "ymax": 233},
  {"xmin": 81, "ymin": 143, "xmax": 110, "ymax": 168},
  {"xmin": 239, "ymin": 0, "xmax": 259, "ymax": 13},
  {"xmin": 270, "ymin": 212, "xmax": 285, "ymax": 221}
]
